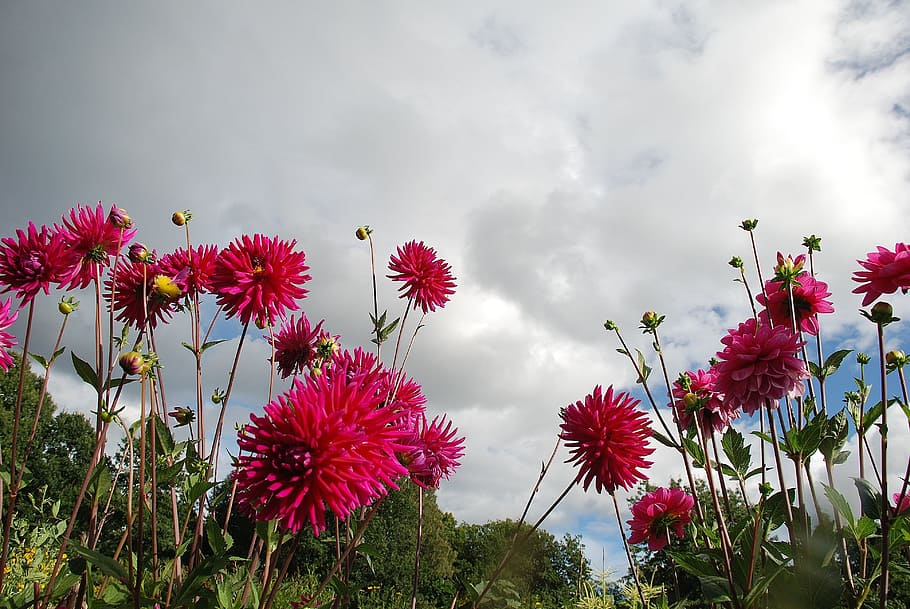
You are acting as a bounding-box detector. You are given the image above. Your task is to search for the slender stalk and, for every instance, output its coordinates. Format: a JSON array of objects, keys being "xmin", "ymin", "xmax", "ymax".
[
  {"xmin": 876, "ymin": 322, "xmax": 890, "ymax": 609},
  {"xmin": 610, "ymin": 491, "xmax": 646, "ymax": 608},
  {"xmin": 410, "ymin": 487, "xmax": 424, "ymax": 609}
]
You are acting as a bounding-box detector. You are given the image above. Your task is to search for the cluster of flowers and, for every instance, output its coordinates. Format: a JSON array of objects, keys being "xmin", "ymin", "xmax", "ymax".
[
  {"xmin": 0, "ymin": 202, "xmax": 464, "ymax": 538},
  {"xmin": 557, "ymin": 242, "xmax": 910, "ymax": 552}
]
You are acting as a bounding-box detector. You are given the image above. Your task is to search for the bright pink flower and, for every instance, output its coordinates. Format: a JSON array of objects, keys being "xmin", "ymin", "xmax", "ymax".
[
  {"xmin": 0, "ymin": 297, "xmax": 19, "ymax": 371},
  {"xmin": 894, "ymin": 492, "xmax": 910, "ymax": 515},
  {"xmin": 105, "ymin": 258, "xmax": 181, "ymax": 329},
  {"xmin": 0, "ymin": 223, "xmax": 73, "ymax": 303},
  {"xmin": 560, "ymin": 385, "xmax": 654, "ymax": 494},
  {"xmin": 757, "ymin": 274, "xmax": 834, "ymax": 335},
  {"xmin": 400, "ymin": 415, "xmax": 465, "ymax": 489},
  {"xmin": 853, "ymin": 243, "xmax": 910, "ymax": 307},
  {"xmin": 269, "ymin": 313, "xmax": 327, "ymax": 379},
  {"xmin": 210, "ymin": 234, "xmax": 311, "ymax": 326},
  {"xmin": 671, "ymin": 368, "xmax": 738, "ymax": 434},
  {"xmin": 628, "ymin": 487, "xmax": 695, "ymax": 551},
  {"xmin": 234, "ymin": 354, "xmax": 408, "ymax": 535},
  {"xmin": 387, "ymin": 240, "xmax": 456, "ymax": 313},
  {"xmin": 56, "ymin": 202, "xmax": 137, "ymax": 289},
  {"xmin": 712, "ymin": 318, "xmax": 808, "ymax": 416},
  {"xmin": 158, "ymin": 244, "xmax": 219, "ymax": 296}
]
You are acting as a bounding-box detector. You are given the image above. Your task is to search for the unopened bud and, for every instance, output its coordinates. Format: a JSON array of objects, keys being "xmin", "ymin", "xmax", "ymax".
[
  {"xmin": 865, "ymin": 301, "xmax": 898, "ymax": 326},
  {"xmin": 58, "ymin": 296, "xmax": 79, "ymax": 315},
  {"xmin": 171, "ymin": 211, "xmax": 187, "ymax": 226},
  {"xmin": 107, "ymin": 205, "xmax": 133, "ymax": 229},
  {"xmin": 128, "ymin": 242, "xmax": 151, "ymax": 263},
  {"xmin": 355, "ymin": 226, "xmax": 370, "ymax": 240},
  {"xmin": 683, "ymin": 392, "xmax": 700, "ymax": 411},
  {"xmin": 857, "ymin": 353, "xmax": 871, "ymax": 365},
  {"xmin": 119, "ymin": 351, "xmax": 146, "ymax": 376},
  {"xmin": 886, "ymin": 350, "xmax": 907, "ymax": 367}
]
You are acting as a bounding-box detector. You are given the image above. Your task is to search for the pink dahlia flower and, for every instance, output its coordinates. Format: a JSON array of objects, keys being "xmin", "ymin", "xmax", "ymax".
[
  {"xmin": 0, "ymin": 297, "xmax": 19, "ymax": 371},
  {"xmin": 269, "ymin": 313, "xmax": 327, "ymax": 379},
  {"xmin": 671, "ymin": 368, "xmax": 738, "ymax": 434},
  {"xmin": 105, "ymin": 258, "xmax": 181, "ymax": 329},
  {"xmin": 0, "ymin": 223, "xmax": 74, "ymax": 303},
  {"xmin": 387, "ymin": 240, "xmax": 456, "ymax": 313},
  {"xmin": 853, "ymin": 243, "xmax": 910, "ymax": 306},
  {"xmin": 757, "ymin": 274, "xmax": 834, "ymax": 336},
  {"xmin": 56, "ymin": 202, "xmax": 137, "ymax": 290},
  {"xmin": 211, "ymin": 234, "xmax": 311, "ymax": 326},
  {"xmin": 158, "ymin": 244, "xmax": 219, "ymax": 296},
  {"xmin": 400, "ymin": 414, "xmax": 465, "ymax": 489},
  {"xmin": 560, "ymin": 385, "xmax": 654, "ymax": 494},
  {"xmin": 628, "ymin": 486, "xmax": 695, "ymax": 551},
  {"xmin": 234, "ymin": 355, "xmax": 408, "ymax": 535},
  {"xmin": 712, "ymin": 318, "xmax": 808, "ymax": 416},
  {"xmin": 894, "ymin": 492, "xmax": 910, "ymax": 515}
]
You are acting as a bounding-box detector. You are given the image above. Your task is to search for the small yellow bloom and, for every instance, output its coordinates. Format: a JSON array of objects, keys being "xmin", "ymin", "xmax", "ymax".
[{"xmin": 153, "ymin": 275, "xmax": 182, "ymax": 299}]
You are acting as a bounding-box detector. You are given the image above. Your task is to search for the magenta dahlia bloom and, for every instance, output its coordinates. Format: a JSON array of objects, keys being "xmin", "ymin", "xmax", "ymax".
[
  {"xmin": 628, "ymin": 487, "xmax": 695, "ymax": 551},
  {"xmin": 757, "ymin": 274, "xmax": 834, "ymax": 335},
  {"xmin": 56, "ymin": 202, "xmax": 138, "ymax": 290},
  {"xmin": 0, "ymin": 223, "xmax": 74, "ymax": 303},
  {"xmin": 158, "ymin": 244, "xmax": 219, "ymax": 296},
  {"xmin": 234, "ymin": 355, "xmax": 408, "ymax": 535},
  {"xmin": 105, "ymin": 258, "xmax": 181, "ymax": 329},
  {"xmin": 400, "ymin": 415, "xmax": 465, "ymax": 489},
  {"xmin": 269, "ymin": 313, "xmax": 327, "ymax": 379},
  {"xmin": 0, "ymin": 297, "xmax": 19, "ymax": 371},
  {"xmin": 853, "ymin": 243, "xmax": 910, "ymax": 306},
  {"xmin": 387, "ymin": 240, "xmax": 456, "ymax": 313},
  {"xmin": 894, "ymin": 492, "xmax": 910, "ymax": 515},
  {"xmin": 671, "ymin": 368, "xmax": 738, "ymax": 434},
  {"xmin": 560, "ymin": 385, "xmax": 654, "ymax": 494},
  {"xmin": 210, "ymin": 234, "xmax": 311, "ymax": 326},
  {"xmin": 712, "ymin": 318, "xmax": 808, "ymax": 416}
]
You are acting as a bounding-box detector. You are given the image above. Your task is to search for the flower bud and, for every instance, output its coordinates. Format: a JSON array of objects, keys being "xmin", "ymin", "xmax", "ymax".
[
  {"xmin": 58, "ymin": 296, "xmax": 79, "ymax": 315},
  {"xmin": 867, "ymin": 301, "xmax": 898, "ymax": 326},
  {"xmin": 168, "ymin": 406, "xmax": 195, "ymax": 427},
  {"xmin": 886, "ymin": 350, "xmax": 907, "ymax": 367},
  {"xmin": 640, "ymin": 311, "xmax": 665, "ymax": 332},
  {"xmin": 355, "ymin": 226, "xmax": 370, "ymax": 240},
  {"xmin": 728, "ymin": 256, "xmax": 744, "ymax": 269},
  {"xmin": 211, "ymin": 388, "xmax": 224, "ymax": 404},
  {"xmin": 107, "ymin": 205, "xmax": 133, "ymax": 229},
  {"xmin": 603, "ymin": 320, "xmax": 618, "ymax": 331},
  {"xmin": 857, "ymin": 353, "xmax": 871, "ymax": 365},
  {"xmin": 119, "ymin": 351, "xmax": 146, "ymax": 375},
  {"xmin": 682, "ymin": 392, "xmax": 700, "ymax": 411},
  {"xmin": 128, "ymin": 242, "xmax": 151, "ymax": 263},
  {"xmin": 739, "ymin": 219, "xmax": 758, "ymax": 231},
  {"xmin": 172, "ymin": 211, "xmax": 186, "ymax": 226}
]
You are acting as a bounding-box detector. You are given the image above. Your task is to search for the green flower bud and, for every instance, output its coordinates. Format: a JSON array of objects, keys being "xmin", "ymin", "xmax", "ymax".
[
  {"xmin": 118, "ymin": 351, "xmax": 146, "ymax": 376},
  {"xmin": 355, "ymin": 226, "xmax": 370, "ymax": 240},
  {"xmin": 171, "ymin": 211, "xmax": 187, "ymax": 226}
]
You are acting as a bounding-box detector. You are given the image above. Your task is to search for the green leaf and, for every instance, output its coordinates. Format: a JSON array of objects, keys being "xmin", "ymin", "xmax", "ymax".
[
  {"xmin": 682, "ymin": 437, "xmax": 705, "ymax": 468},
  {"xmin": 206, "ymin": 517, "xmax": 227, "ymax": 555},
  {"xmin": 69, "ymin": 542, "xmax": 131, "ymax": 585},
  {"xmin": 822, "ymin": 349, "xmax": 853, "ymax": 377},
  {"xmin": 668, "ymin": 551, "xmax": 716, "ymax": 578},
  {"xmin": 852, "ymin": 516, "xmax": 876, "ymax": 540},
  {"xmin": 855, "ymin": 477, "xmax": 883, "ymax": 521},
  {"xmin": 819, "ymin": 409, "xmax": 849, "ymax": 461},
  {"xmin": 71, "ymin": 352, "xmax": 99, "ymax": 389},
  {"xmin": 635, "ymin": 349, "xmax": 651, "ymax": 383},
  {"xmin": 201, "ymin": 339, "xmax": 227, "ymax": 354},
  {"xmin": 721, "ymin": 427, "xmax": 752, "ymax": 475},
  {"xmin": 862, "ymin": 400, "xmax": 885, "ymax": 433},
  {"xmin": 832, "ymin": 450, "xmax": 850, "ymax": 465},
  {"xmin": 651, "ymin": 430, "xmax": 678, "ymax": 449},
  {"xmin": 29, "ymin": 352, "xmax": 48, "ymax": 369},
  {"xmin": 823, "ymin": 484, "xmax": 854, "ymax": 527}
]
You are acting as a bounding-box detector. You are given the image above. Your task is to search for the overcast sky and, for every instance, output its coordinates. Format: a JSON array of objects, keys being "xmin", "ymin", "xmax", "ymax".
[{"xmin": 4, "ymin": 0, "xmax": 910, "ymax": 573}]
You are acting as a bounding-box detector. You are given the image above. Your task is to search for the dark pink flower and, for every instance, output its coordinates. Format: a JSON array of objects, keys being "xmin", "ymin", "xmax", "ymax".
[
  {"xmin": 105, "ymin": 258, "xmax": 181, "ymax": 329},
  {"xmin": 56, "ymin": 202, "xmax": 137, "ymax": 290},
  {"xmin": 712, "ymin": 318, "xmax": 808, "ymax": 416},
  {"xmin": 853, "ymin": 243, "xmax": 910, "ymax": 307},
  {"xmin": 387, "ymin": 240, "xmax": 456, "ymax": 313},
  {"xmin": 234, "ymin": 354, "xmax": 408, "ymax": 535},
  {"xmin": 671, "ymin": 368, "xmax": 738, "ymax": 434},
  {"xmin": 757, "ymin": 274, "xmax": 834, "ymax": 335},
  {"xmin": 269, "ymin": 313, "xmax": 327, "ymax": 379},
  {"xmin": 894, "ymin": 492, "xmax": 910, "ymax": 515},
  {"xmin": 0, "ymin": 223, "xmax": 73, "ymax": 303},
  {"xmin": 560, "ymin": 385, "xmax": 654, "ymax": 494},
  {"xmin": 210, "ymin": 234, "xmax": 311, "ymax": 326},
  {"xmin": 0, "ymin": 297, "xmax": 19, "ymax": 371},
  {"xmin": 628, "ymin": 487, "xmax": 695, "ymax": 551},
  {"xmin": 400, "ymin": 415, "xmax": 465, "ymax": 489},
  {"xmin": 158, "ymin": 244, "xmax": 219, "ymax": 296}
]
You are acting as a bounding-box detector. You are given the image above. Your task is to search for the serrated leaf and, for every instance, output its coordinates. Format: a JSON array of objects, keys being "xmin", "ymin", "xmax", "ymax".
[
  {"xmin": 823, "ymin": 349, "xmax": 853, "ymax": 375},
  {"xmin": 71, "ymin": 352, "xmax": 99, "ymax": 389},
  {"xmin": 201, "ymin": 339, "xmax": 227, "ymax": 354},
  {"xmin": 808, "ymin": 361, "xmax": 821, "ymax": 378},
  {"xmin": 862, "ymin": 401, "xmax": 885, "ymax": 433},
  {"xmin": 852, "ymin": 516, "xmax": 876, "ymax": 540},
  {"xmin": 651, "ymin": 430, "xmax": 678, "ymax": 449},
  {"xmin": 683, "ymin": 437, "xmax": 705, "ymax": 468},
  {"xmin": 823, "ymin": 484, "xmax": 854, "ymax": 527},
  {"xmin": 206, "ymin": 517, "xmax": 227, "ymax": 555}
]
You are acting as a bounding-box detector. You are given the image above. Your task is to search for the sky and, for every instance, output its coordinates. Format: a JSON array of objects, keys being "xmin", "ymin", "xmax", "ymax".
[{"xmin": 3, "ymin": 0, "xmax": 910, "ymax": 574}]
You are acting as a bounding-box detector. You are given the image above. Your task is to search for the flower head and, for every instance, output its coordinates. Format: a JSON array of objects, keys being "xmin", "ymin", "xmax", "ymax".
[
  {"xmin": 105, "ymin": 258, "xmax": 180, "ymax": 329},
  {"xmin": 628, "ymin": 487, "xmax": 695, "ymax": 551},
  {"xmin": 560, "ymin": 385, "xmax": 654, "ymax": 494},
  {"xmin": 0, "ymin": 298, "xmax": 19, "ymax": 371},
  {"xmin": 56, "ymin": 202, "xmax": 137, "ymax": 290},
  {"xmin": 234, "ymin": 355, "xmax": 408, "ymax": 535},
  {"xmin": 671, "ymin": 369, "xmax": 738, "ymax": 434},
  {"xmin": 387, "ymin": 240, "xmax": 456, "ymax": 313},
  {"xmin": 0, "ymin": 223, "xmax": 74, "ymax": 303},
  {"xmin": 158, "ymin": 244, "xmax": 219, "ymax": 296},
  {"xmin": 211, "ymin": 234, "xmax": 311, "ymax": 326},
  {"xmin": 894, "ymin": 492, "xmax": 910, "ymax": 515},
  {"xmin": 168, "ymin": 406, "xmax": 195, "ymax": 427},
  {"xmin": 269, "ymin": 313, "xmax": 328, "ymax": 379},
  {"xmin": 852, "ymin": 243, "xmax": 910, "ymax": 306},
  {"xmin": 757, "ymin": 274, "xmax": 834, "ymax": 336},
  {"xmin": 712, "ymin": 318, "xmax": 808, "ymax": 416},
  {"xmin": 399, "ymin": 415, "xmax": 465, "ymax": 489}
]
